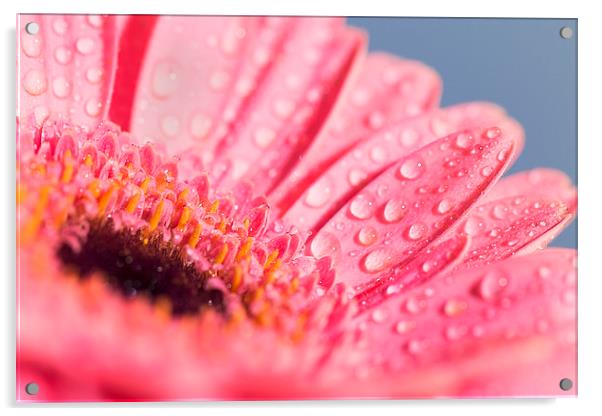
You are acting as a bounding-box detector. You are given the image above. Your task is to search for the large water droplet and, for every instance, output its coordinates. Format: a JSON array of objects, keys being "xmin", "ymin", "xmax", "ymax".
[
  {"xmin": 399, "ymin": 129, "xmax": 419, "ymax": 147},
  {"xmin": 86, "ymin": 67, "xmax": 103, "ymax": 84},
  {"xmin": 366, "ymin": 111, "xmax": 385, "ymax": 130},
  {"xmin": 480, "ymin": 166, "xmax": 494, "ymax": 177},
  {"xmin": 54, "ymin": 46, "xmax": 73, "ymax": 64},
  {"xmin": 484, "ymin": 127, "xmax": 501, "ymax": 139},
  {"xmin": 356, "ymin": 226, "xmax": 378, "ymax": 246},
  {"xmin": 190, "ymin": 114, "xmax": 213, "ymax": 140},
  {"xmin": 362, "ymin": 248, "xmax": 393, "ymax": 273},
  {"xmin": 398, "ymin": 156, "xmax": 425, "ymax": 180},
  {"xmin": 477, "ymin": 270, "xmax": 509, "ymax": 302},
  {"xmin": 405, "ymin": 222, "xmax": 427, "ymax": 241},
  {"xmin": 310, "ymin": 231, "xmax": 340, "ymax": 261},
  {"xmin": 84, "ymin": 98, "xmax": 102, "ymax": 117},
  {"xmin": 394, "ymin": 320, "xmax": 415, "ymax": 334},
  {"xmin": 371, "ymin": 309, "xmax": 387, "ymax": 323},
  {"xmin": 21, "ymin": 32, "xmax": 42, "ymax": 57},
  {"xmin": 445, "ymin": 325, "xmax": 467, "ymax": 341},
  {"xmin": 161, "ymin": 115, "xmax": 180, "ymax": 137},
  {"xmin": 406, "ymin": 339, "xmax": 424, "ymax": 355},
  {"xmin": 404, "ymin": 295, "xmax": 427, "ymax": 315},
  {"xmin": 370, "ymin": 146, "xmax": 387, "ymax": 163},
  {"xmin": 349, "ymin": 192, "xmax": 376, "ymax": 219},
  {"xmin": 52, "ymin": 18, "xmax": 68, "ymax": 34},
  {"xmin": 454, "ymin": 132, "xmax": 474, "ymax": 149},
  {"xmin": 382, "ymin": 199, "xmax": 407, "ymax": 223},
  {"xmin": 151, "ymin": 61, "xmax": 180, "ymax": 99},
  {"xmin": 304, "ymin": 177, "xmax": 333, "ymax": 208},
  {"xmin": 23, "ymin": 70, "xmax": 47, "ymax": 96}
]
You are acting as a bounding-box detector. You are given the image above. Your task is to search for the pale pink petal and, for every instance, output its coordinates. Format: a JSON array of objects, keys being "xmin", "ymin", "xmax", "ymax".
[
  {"xmin": 270, "ymin": 52, "xmax": 443, "ymax": 208},
  {"xmin": 18, "ymin": 14, "xmax": 122, "ymax": 130},
  {"xmin": 126, "ymin": 16, "xmax": 278, "ymax": 156},
  {"xmin": 281, "ymin": 103, "xmax": 521, "ymax": 228},
  {"xmin": 308, "ymin": 127, "xmax": 516, "ymax": 288},
  {"xmin": 351, "ymin": 249, "xmax": 576, "ymax": 397},
  {"xmin": 211, "ymin": 19, "xmax": 365, "ymax": 193},
  {"xmin": 482, "ymin": 168, "xmax": 577, "ymax": 210}
]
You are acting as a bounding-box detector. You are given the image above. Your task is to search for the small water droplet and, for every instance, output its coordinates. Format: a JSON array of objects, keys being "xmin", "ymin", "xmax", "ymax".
[
  {"xmin": 399, "ymin": 129, "xmax": 419, "ymax": 147},
  {"xmin": 454, "ymin": 133, "xmax": 473, "ymax": 149},
  {"xmin": 273, "ymin": 99, "xmax": 295, "ymax": 119},
  {"xmin": 463, "ymin": 216, "xmax": 485, "ymax": 236},
  {"xmin": 406, "ymin": 339, "xmax": 423, "ymax": 355},
  {"xmin": 480, "ymin": 166, "xmax": 494, "ymax": 177},
  {"xmin": 484, "ymin": 127, "xmax": 501, "ymax": 139},
  {"xmin": 52, "ymin": 18, "xmax": 68, "ymax": 34},
  {"xmin": 356, "ymin": 226, "xmax": 378, "ymax": 246},
  {"xmin": 370, "ymin": 146, "xmax": 387, "ymax": 163},
  {"xmin": 87, "ymin": 15, "xmax": 104, "ymax": 28},
  {"xmin": 491, "ymin": 204, "xmax": 508, "ymax": 220},
  {"xmin": 348, "ymin": 168, "xmax": 367, "ymax": 186},
  {"xmin": 304, "ymin": 177, "xmax": 333, "ymax": 208},
  {"xmin": 76, "ymin": 37, "xmax": 95, "ymax": 55},
  {"xmin": 394, "ymin": 320, "xmax": 415, "ymax": 334},
  {"xmin": 209, "ymin": 70, "xmax": 230, "ymax": 91},
  {"xmin": 310, "ymin": 231, "xmax": 340, "ymax": 260},
  {"xmin": 21, "ymin": 31, "xmax": 42, "ymax": 57},
  {"xmin": 54, "ymin": 46, "xmax": 73, "ymax": 64},
  {"xmin": 84, "ymin": 98, "xmax": 102, "ymax": 117},
  {"xmin": 382, "ymin": 199, "xmax": 407, "ymax": 223},
  {"xmin": 253, "ymin": 126, "xmax": 276, "ymax": 148},
  {"xmin": 371, "ymin": 309, "xmax": 387, "ymax": 323},
  {"xmin": 23, "ymin": 70, "xmax": 47, "ymax": 96},
  {"xmin": 362, "ymin": 248, "xmax": 393, "ymax": 273},
  {"xmin": 51, "ymin": 76, "xmax": 70, "ymax": 99},
  {"xmin": 398, "ymin": 156, "xmax": 425, "ymax": 180},
  {"xmin": 435, "ymin": 199, "xmax": 452, "ymax": 215},
  {"xmin": 151, "ymin": 61, "xmax": 179, "ymax": 99},
  {"xmin": 405, "ymin": 222, "xmax": 427, "ymax": 241},
  {"xmin": 190, "ymin": 114, "xmax": 213, "ymax": 140},
  {"xmin": 85, "ymin": 67, "xmax": 103, "ymax": 84},
  {"xmin": 497, "ymin": 148, "xmax": 510, "ymax": 161},
  {"xmin": 366, "ymin": 111, "xmax": 385, "ymax": 130},
  {"xmin": 349, "ymin": 192, "xmax": 376, "ymax": 220},
  {"xmin": 445, "ymin": 325, "xmax": 467, "ymax": 341},
  {"xmin": 404, "ymin": 296, "xmax": 427, "ymax": 315},
  {"xmin": 160, "ymin": 115, "xmax": 180, "ymax": 137},
  {"xmin": 443, "ymin": 298, "xmax": 468, "ymax": 317},
  {"xmin": 477, "ymin": 270, "xmax": 509, "ymax": 302}
]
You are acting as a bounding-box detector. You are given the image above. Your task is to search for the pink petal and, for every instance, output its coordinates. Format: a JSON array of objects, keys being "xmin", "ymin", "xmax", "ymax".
[
  {"xmin": 211, "ymin": 18, "xmax": 365, "ymax": 193},
  {"xmin": 18, "ymin": 15, "xmax": 122, "ymax": 130},
  {"xmin": 309, "ymin": 127, "xmax": 516, "ymax": 288},
  {"xmin": 126, "ymin": 16, "xmax": 274, "ymax": 156},
  {"xmin": 281, "ymin": 103, "xmax": 520, "ymax": 228},
  {"xmin": 482, "ymin": 168, "xmax": 577, "ymax": 210},
  {"xmin": 450, "ymin": 196, "xmax": 573, "ymax": 268},
  {"xmin": 352, "ymin": 248, "xmax": 576, "ymax": 396},
  {"xmin": 270, "ymin": 52, "xmax": 443, "ymax": 209}
]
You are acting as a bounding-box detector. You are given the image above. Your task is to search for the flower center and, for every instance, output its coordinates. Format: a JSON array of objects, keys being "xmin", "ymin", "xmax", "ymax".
[{"xmin": 57, "ymin": 219, "xmax": 226, "ymax": 316}]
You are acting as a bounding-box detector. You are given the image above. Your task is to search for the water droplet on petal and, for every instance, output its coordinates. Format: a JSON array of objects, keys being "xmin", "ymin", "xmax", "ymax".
[
  {"xmin": 356, "ymin": 226, "xmax": 378, "ymax": 246},
  {"xmin": 362, "ymin": 248, "xmax": 393, "ymax": 273},
  {"xmin": 75, "ymin": 37, "xmax": 95, "ymax": 55},
  {"xmin": 371, "ymin": 309, "xmax": 387, "ymax": 323},
  {"xmin": 435, "ymin": 199, "xmax": 452, "ymax": 215},
  {"xmin": 304, "ymin": 177, "xmax": 334, "ymax": 208},
  {"xmin": 497, "ymin": 148, "xmax": 510, "ymax": 161},
  {"xmin": 406, "ymin": 338, "xmax": 424, "ymax": 355},
  {"xmin": 190, "ymin": 114, "xmax": 213, "ymax": 140},
  {"xmin": 463, "ymin": 216, "xmax": 485, "ymax": 236},
  {"xmin": 51, "ymin": 76, "xmax": 70, "ymax": 98},
  {"xmin": 209, "ymin": 70, "xmax": 230, "ymax": 91},
  {"xmin": 253, "ymin": 127, "xmax": 276, "ymax": 148},
  {"xmin": 443, "ymin": 298, "xmax": 468, "ymax": 317},
  {"xmin": 454, "ymin": 132, "xmax": 473, "ymax": 149},
  {"xmin": 87, "ymin": 15, "xmax": 104, "ymax": 28},
  {"xmin": 370, "ymin": 146, "xmax": 387, "ymax": 163},
  {"xmin": 398, "ymin": 156, "xmax": 425, "ymax": 180},
  {"xmin": 404, "ymin": 296, "xmax": 427, "ymax": 315},
  {"xmin": 21, "ymin": 32, "xmax": 42, "ymax": 57},
  {"xmin": 84, "ymin": 98, "xmax": 102, "ymax": 117},
  {"xmin": 151, "ymin": 61, "xmax": 180, "ymax": 99},
  {"xmin": 23, "ymin": 70, "xmax": 47, "ymax": 96},
  {"xmin": 484, "ymin": 127, "xmax": 501, "ymax": 139},
  {"xmin": 445, "ymin": 325, "xmax": 467, "ymax": 341},
  {"xmin": 477, "ymin": 270, "xmax": 509, "ymax": 302},
  {"xmin": 52, "ymin": 18, "xmax": 68, "ymax": 34},
  {"xmin": 54, "ymin": 46, "xmax": 73, "ymax": 64},
  {"xmin": 399, "ymin": 129, "xmax": 419, "ymax": 148},
  {"xmin": 86, "ymin": 67, "xmax": 103, "ymax": 84},
  {"xmin": 382, "ymin": 199, "xmax": 407, "ymax": 223},
  {"xmin": 348, "ymin": 168, "xmax": 367, "ymax": 186},
  {"xmin": 481, "ymin": 166, "xmax": 494, "ymax": 177},
  {"xmin": 273, "ymin": 99, "xmax": 295, "ymax": 119},
  {"xmin": 349, "ymin": 192, "xmax": 376, "ymax": 219},
  {"xmin": 161, "ymin": 115, "xmax": 180, "ymax": 137},
  {"xmin": 366, "ymin": 111, "xmax": 385, "ymax": 130},
  {"xmin": 310, "ymin": 231, "xmax": 340, "ymax": 260},
  {"xmin": 491, "ymin": 204, "xmax": 508, "ymax": 220},
  {"xmin": 405, "ymin": 222, "xmax": 427, "ymax": 241},
  {"xmin": 394, "ymin": 320, "xmax": 415, "ymax": 334}
]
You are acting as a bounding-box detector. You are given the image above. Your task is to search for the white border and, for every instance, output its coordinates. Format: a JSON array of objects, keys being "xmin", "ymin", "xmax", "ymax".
[{"xmin": 2, "ymin": 1, "xmax": 600, "ymax": 415}]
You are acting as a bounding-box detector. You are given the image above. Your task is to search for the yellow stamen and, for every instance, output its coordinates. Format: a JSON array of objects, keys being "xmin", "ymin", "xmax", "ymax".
[
  {"xmin": 54, "ymin": 194, "xmax": 75, "ymax": 227},
  {"xmin": 84, "ymin": 154, "xmax": 94, "ymax": 168},
  {"xmin": 148, "ymin": 199, "xmax": 165, "ymax": 232},
  {"xmin": 87, "ymin": 179, "xmax": 102, "ymax": 198},
  {"xmin": 154, "ymin": 296, "xmax": 172, "ymax": 321},
  {"xmin": 231, "ymin": 264, "xmax": 243, "ymax": 292},
  {"xmin": 20, "ymin": 184, "xmax": 51, "ymax": 242},
  {"xmin": 291, "ymin": 313, "xmax": 308, "ymax": 342},
  {"xmin": 243, "ymin": 217, "xmax": 250, "ymax": 230},
  {"xmin": 263, "ymin": 258, "xmax": 282, "ymax": 286},
  {"xmin": 139, "ymin": 177, "xmax": 151, "ymax": 192},
  {"xmin": 176, "ymin": 206, "xmax": 192, "ymax": 231},
  {"xmin": 60, "ymin": 150, "xmax": 74, "ymax": 183},
  {"xmin": 289, "ymin": 277, "xmax": 299, "ymax": 294},
  {"xmin": 216, "ymin": 218, "xmax": 227, "ymax": 233},
  {"xmin": 177, "ymin": 187, "xmax": 189, "ymax": 202},
  {"xmin": 125, "ymin": 190, "xmax": 142, "ymax": 214},
  {"xmin": 264, "ymin": 249, "xmax": 279, "ymax": 270},
  {"xmin": 209, "ymin": 199, "xmax": 220, "ymax": 213},
  {"xmin": 214, "ymin": 243, "xmax": 229, "ymax": 265},
  {"xmin": 188, "ymin": 222, "xmax": 202, "ymax": 248},
  {"xmin": 97, "ymin": 183, "xmax": 117, "ymax": 215},
  {"xmin": 236, "ymin": 237, "xmax": 254, "ymax": 262}
]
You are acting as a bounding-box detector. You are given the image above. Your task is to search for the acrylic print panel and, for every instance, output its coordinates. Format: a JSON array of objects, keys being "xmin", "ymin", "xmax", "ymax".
[{"xmin": 16, "ymin": 15, "xmax": 577, "ymax": 402}]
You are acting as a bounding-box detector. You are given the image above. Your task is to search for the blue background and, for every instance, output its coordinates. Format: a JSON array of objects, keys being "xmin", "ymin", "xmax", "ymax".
[{"xmin": 349, "ymin": 17, "xmax": 577, "ymax": 248}]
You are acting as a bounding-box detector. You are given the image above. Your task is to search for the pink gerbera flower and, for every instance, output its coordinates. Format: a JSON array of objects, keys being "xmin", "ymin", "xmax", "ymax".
[{"xmin": 17, "ymin": 15, "xmax": 577, "ymax": 401}]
